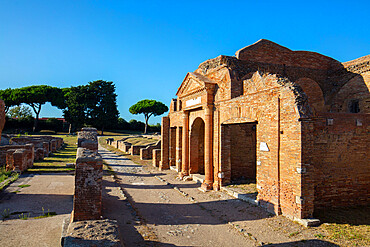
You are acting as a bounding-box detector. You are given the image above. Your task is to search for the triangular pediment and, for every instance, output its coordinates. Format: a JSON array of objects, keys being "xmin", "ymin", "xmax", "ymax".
[{"xmin": 176, "ymin": 73, "xmax": 207, "ymax": 97}]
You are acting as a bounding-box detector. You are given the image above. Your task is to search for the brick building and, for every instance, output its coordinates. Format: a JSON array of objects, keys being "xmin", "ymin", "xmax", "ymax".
[{"xmin": 160, "ymin": 39, "xmax": 370, "ymax": 220}]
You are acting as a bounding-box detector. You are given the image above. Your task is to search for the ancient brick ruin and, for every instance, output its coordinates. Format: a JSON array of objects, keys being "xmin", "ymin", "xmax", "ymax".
[
  {"xmin": 0, "ymin": 99, "xmax": 64, "ymax": 173},
  {"xmin": 160, "ymin": 39, "xmax": 370, "ymax": 221},
  {"xmin": 72, "ymin": 127, "xmax": 103, "ymax": 221},
  {"xmin": 106, "ymin": 135, "xmax": 160, "ymax": 159}
]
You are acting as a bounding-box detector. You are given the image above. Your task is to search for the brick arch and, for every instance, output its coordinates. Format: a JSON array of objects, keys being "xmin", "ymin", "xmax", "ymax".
[
  {"xmin": 332, "ymin": 72, "xmax": 370, "ymax": 113},
  {"xmin": 295, "ymin": 78, "xmax": 325, "ymax": 114}
]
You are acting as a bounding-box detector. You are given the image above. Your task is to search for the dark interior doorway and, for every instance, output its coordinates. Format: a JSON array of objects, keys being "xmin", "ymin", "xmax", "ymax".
[{"xmin": 189, "ymin": 117, "xmax": 205, "ymax": 175}]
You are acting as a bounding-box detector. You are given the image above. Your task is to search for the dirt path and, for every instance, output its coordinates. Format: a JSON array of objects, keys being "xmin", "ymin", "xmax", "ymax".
[
  {"xmin": 99, "ymin": 146, "xmax": 338, "ymax": 247},
  {"xmin": 0, "ymin": 173, "xmax": 74, "ymax": 247}
]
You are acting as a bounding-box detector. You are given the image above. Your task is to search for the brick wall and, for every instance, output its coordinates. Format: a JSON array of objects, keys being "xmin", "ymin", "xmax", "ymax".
[
  {"xmin": 302, "ymin": 113, "xmax": 370, "ymax": 211},
  {"xmin": 153, "ymin": 149, "xmax": 161, "ymax": 167},
  {"xmin": 227, "ymin": 123, "xmax": 256, "ymax": 181}
]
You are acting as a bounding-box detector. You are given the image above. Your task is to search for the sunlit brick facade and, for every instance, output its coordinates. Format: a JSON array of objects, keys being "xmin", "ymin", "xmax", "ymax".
[{"xmin": 160, "ymin": 39, "xmax": 370, "ymax": 220}]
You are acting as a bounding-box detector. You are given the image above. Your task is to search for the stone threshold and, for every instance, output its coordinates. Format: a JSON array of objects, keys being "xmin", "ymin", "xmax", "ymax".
[
  {"xmin": 220, "ymin": 186, "xmax": 258, "ymax": 206},
  {"xmin": 191, "ymin": 173, "xmax": 205, "ymax": 184},
  {"xmin": 220, "ymin": 186, "xmax": 320, "ymax": 227}
]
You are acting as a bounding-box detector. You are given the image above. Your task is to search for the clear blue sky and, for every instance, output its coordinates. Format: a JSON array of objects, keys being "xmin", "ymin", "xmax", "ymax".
[{"xmin": 1, "ymin": 0, "xmax": 369, "ymax": 124}]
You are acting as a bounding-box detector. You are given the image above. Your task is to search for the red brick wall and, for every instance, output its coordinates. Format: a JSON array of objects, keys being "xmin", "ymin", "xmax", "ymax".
[
  {"xmin": 302, "ymin": 113, "xmax": 370, "ymax": 211},
  {"xmin": 230, "ymin": 123, "xmax": 256, "ymax": 181}
]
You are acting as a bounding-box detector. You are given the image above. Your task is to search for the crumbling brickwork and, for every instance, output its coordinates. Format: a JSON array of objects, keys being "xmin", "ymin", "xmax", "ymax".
[
  {"xmin": 140, "ymin": 140, "xmax": 161, "ymax": 160},
  {"xmin": 161, "ymin": 39, "xmax": 370, "ymax": 220},
  {"xmin": 73, "ymin": 127, "xmax": 103, "ymax": 221},
  {"xmin": 77, "ymin": 127, "xmax": 98, "ymax": 152},
  {"xmin": 152, "ymin": 149, "xmax": 161, "ymax": 167},
  {"xmin": 72, "ymin": 147, "xmax": 103, "ymax": 221}
]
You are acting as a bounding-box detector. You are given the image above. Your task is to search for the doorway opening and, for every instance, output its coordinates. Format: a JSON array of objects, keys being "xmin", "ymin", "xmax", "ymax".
[{"xmin": 189, "ymin": 117, "xmax": 205, "ymax": 175}]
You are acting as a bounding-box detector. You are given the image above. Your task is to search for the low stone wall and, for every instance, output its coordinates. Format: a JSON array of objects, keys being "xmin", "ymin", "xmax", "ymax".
[
  {"xmin": 0, "ymin": 144, "xmax": 34, "ymax": 172},
  {"xmin": 153, "ymin": 149, "xmax": 161, "ymax": 167},
  {"xmin": 10, "ymin": 136, "xmax": 63, "ymax": 159},
  {"xmin": 130, "ymin": 145, "xmax": 147, "ymax": 155},
  {"xmin": 140, "ymin": 140, "xmax": 161, "ymax": 160}
]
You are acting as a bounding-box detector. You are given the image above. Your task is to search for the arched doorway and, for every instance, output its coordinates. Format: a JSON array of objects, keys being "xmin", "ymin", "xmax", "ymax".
[{"xmin": 189, "ymin": 117, "xmax": 205, "ymax": 175}]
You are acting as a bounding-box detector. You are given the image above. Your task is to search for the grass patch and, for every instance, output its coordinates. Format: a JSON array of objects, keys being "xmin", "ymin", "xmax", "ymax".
[
  {"xmin": 315, "ymin": 206, "xmax": 370, "ymax": 246},
  {"xmin": 18, "ymin": 184, "xmax": 31, "ymax": 188},
  {"xmin": 1, "ymin": 209, "xmax": 10, "ymax": 219},
  {"xmin": 0, "ymin": 173, "xmax": 19, "ymax": 191},
  {"xmin": 27, "ymin": 135, "xmax": 77, "ymax": 173},
  {"xmin": 0, "ymin": 166, "xmax": 13, "ymax": 183}
]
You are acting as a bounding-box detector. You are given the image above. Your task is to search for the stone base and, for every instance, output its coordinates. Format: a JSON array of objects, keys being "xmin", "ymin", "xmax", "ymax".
[
  {"xmin": 200, "ymin": 181, "xmax": 213, "ymax": 191},
  {"xmin": 62, "ymin": 219, "xmax": 122, "ymax": 247},
  {"xmin": 293, "ymin": 217, "xmax": 321, "ymax": 227}
]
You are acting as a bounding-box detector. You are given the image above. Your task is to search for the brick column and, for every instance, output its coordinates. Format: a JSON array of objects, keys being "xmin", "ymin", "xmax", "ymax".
[
  {"xmin": 72, "ymin": 148, "xmax": 103, "ymax": 221},
  {"xmin": 180, "ymin": 111, "xmax": 190, "ymax": 177},
  {"xmin": 201, "ymin": 105, "xmax": 214, "ymax": 191},
  {"xmin": 160, "ymin": 116, "xmax": 170, "ymax": 170},
  {"xmin": 175, "ymin": 127, "xmax": 182, "ymax": 172},
  {"xmin": 169, "ymin": 127, "xmax": 176, "ymax": 167}
]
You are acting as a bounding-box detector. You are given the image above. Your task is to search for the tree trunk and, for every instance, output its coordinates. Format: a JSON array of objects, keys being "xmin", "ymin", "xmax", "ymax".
[
  {"xmin": 33, "ymin": 113, "xmax": 39, "ymax": 132},
  {"xmin": 68, "ymin": 123, "xmax": 72, "ymax": 135},
  {"xmin": 144, "ymin": 116, "xmax": 148, "ymax": 134}
]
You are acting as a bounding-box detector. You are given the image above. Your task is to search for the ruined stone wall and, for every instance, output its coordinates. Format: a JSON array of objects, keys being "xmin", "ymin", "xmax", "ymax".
[
  {"xmin": 140, "ymin": 141, "xmax": 161, "ymax": 160},
  {"xmin": 302, "ymin": 113, "xmax": 370, "ymax": 211}
]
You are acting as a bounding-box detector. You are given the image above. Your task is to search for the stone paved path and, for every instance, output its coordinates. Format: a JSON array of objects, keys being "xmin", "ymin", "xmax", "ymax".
[{"xmin": 99, "ymin": 145, "xmax": 338, "ymax": 247}]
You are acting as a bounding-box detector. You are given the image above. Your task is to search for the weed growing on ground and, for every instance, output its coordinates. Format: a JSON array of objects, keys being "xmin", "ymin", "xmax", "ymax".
[
  {"xmin": 289, "ymin": 231, "xmax": 300, "ymax": 237},
  {"xmin": 0, "ymin": 173, "xmax": 19, "ymax": 191},
  {"xmin": 18, "ymin": 184, "xmax": 31, "ymax": 188},
  {"xmin": 19, "ymin": 213, "xmax": 30, "ymax": 220},
  {"xmin": 1, "ymin": 209, "xmax": 10, "ymax": 220},
  {"xmin": 34, "ymin": 207, "xmax": 57, "ymax": 219},
  {"xmin": 315, "ymin": 233, "xmax": 325, "ymax": 239}
]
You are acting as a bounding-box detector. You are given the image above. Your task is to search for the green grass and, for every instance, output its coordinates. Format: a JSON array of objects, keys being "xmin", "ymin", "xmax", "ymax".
[
  {"xmin": 18, "ymin": 184, "xmax": 31, "ymax": 188},
  {"xmin": 34, "ymin": 211, "xmax": 57, "ymax": 219},
  {"xmin": 18, "ymin": 213, "xmax": 30, "ymax": 220},
  {"xmin": 0, "ymin": 167, "xmax": 13, "ymax": 183},
  {"xmin": 0, "ymin": 173, "xmax": 19, "ymax": 191},
  {"xmin": 27, "ymin": 135, "xmax": 77, "ymax": 173}
]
